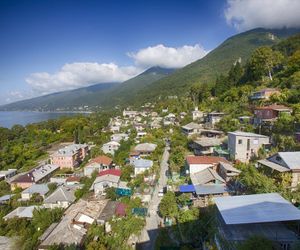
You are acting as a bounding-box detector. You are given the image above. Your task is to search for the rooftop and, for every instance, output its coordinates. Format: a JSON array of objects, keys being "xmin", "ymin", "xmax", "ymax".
[
  {"xmin": 186, "ymin": 155, "xmax": 228, "ymax": 165},
  {"xmin": 99, "ymin": 169, "xmax": 121, "ymax": 177},
  {"xmin": 88, "ymin": 155, "xmax": 113, "ymax": 166},
  {"xmin": 44, "ymin": 186, "xmax": 77, "ymax": 204},
  {"xmin": 228, "ymin": 131, "xmax": 269, "ymax": 138},
  {"xmin": 182, "ymin": 122, "xmax": 202, "ymax": 130},
  {"xmin": 22, "ymin": 183, "xmax": 49, "ymax": 196},
  {"xmin": 131, "ymin": 158, "xmax": 153, "ymax": 169},
  {"xmin": 255, "ymin": 104, "xmax": 292, "ymax": 111},
  {"xmin": 194, "ymin": 184, "xmax": 228, "ymax": 195},
  {"xmin": 214, "ymin": 193, "xmax": 300, "ymax": 225},
  {"xmin": 134, "ymin": 143, "xmax": 157, "ymax": 152},
  {"xmin": 193, "ymin": 137, "xmax": 223, "ymax": 147},
  {"xmin": 55, "ymin": 144, "xmax": 88, "ymax": 156},
  {"xmin": 190, "ymin": 168, "xmax": 225, "ymax": 185}
]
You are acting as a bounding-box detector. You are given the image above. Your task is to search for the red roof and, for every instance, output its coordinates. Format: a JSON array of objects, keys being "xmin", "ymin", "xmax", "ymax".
[
  {"xmin": 89, "ymin": 155, "xmax": 112, "ymax": 166},
  {"xmin": 115, "ymin": 203, "xmax": 127, "ymax": 217},
  {"xmin": 99, "ymin": 169, "xmax": 121, "ymax": 177},
  {"xmin": 255, "ymin": 104, "xmax": 291, "ymax": 111},
  {"xmin": 66, "ymin": 176, "xmax": 81, "ymax": 182},
  {"xmin": 186, "ymin": 155, "xmax": 228, "ymax": 165}
]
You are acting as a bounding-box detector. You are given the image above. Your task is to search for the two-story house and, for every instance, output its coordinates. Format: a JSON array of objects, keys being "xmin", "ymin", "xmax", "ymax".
[{"xmin": 228, "ymin": 131, "xmax": 270, "ymax": 163}]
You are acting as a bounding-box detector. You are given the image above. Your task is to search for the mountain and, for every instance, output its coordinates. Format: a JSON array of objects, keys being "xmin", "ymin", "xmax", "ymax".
[
  {"xmin": 0, "ymin": 83, "xmax": 120, "ymax": 111},
  {"xmin": 122, "ymin": 28, "xmax": 300, "ymax": 104},
  {"xmin": 0, "ymin": 67, "xmax": 174, "ymax": 111},
  {"xmin": 2, "ymin": 28, "xmax": 300, "ymax": 111}
]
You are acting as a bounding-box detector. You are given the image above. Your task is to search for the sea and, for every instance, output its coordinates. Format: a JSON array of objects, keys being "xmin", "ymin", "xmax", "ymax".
[{"xmin": 0, "ymin": 111, "xmax": 90, "ymax": 128}]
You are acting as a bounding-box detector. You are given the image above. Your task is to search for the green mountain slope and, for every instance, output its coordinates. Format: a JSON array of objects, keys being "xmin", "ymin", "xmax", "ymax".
[
  {"xmin": 128, "ymin": 28, "xmax": 300, "ymax": 103},
  {"xmin": 0, "ymin": 67, "xmax": 174, "ymax": 111}
]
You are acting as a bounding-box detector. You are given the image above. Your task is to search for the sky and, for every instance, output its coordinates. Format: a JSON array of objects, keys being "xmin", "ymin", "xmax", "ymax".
[{"xmin": 0, "ymin": 0, "xmax": 300, "ymax": 104}]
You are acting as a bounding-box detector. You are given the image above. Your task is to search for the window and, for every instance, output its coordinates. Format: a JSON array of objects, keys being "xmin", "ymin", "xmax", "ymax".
[
  {"xmin": 247, "ymin": 139, "xmax": 250, "ymax": 150},
  {"xmin": 238, "ymin": 139, "xmax": 243, "ymax": 144}
]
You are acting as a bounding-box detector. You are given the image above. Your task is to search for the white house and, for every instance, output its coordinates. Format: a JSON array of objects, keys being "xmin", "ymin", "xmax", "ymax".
[
  {"xmin": 186, "ymin": 155, "xmax": 228, "ymax": 175},
  {"xmin": 110, "ymin": 133, "xmax": 129, "ymax": 142},
  {"xmin": 192, "ymin": 107, "xmax": 203, "ymax": 121},
  {"xmin": 130, "ymin": 158, "xmax": 153, "ymax": 176},
  {"xmin": 102, "ymin": 141, "xmax": 120, "ymax": 155}
]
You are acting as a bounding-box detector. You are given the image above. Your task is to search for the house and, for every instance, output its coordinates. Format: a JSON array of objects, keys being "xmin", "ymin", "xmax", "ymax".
[
  {"xmin": 186, "ymin": 155, "xmax": 228, "ymax": 175},
  {"xmin": 21, "ymin": 184, "xmax": 49, "ymax": 200},
  {"xmin": 136, "ymin": 131, "xmax": 147, "ymax": 139},
  {"xmin": 0, "ymin": 194, "xmax": 15, "ymax": 204},
  {"xmin": 10, "ymin": 164, "xmax": 59, "ymax": 191},
  {"xmin": 130, "ymin": 158, "xmax": 153, "ymax": 176},
  {"xmin": 217, "ymin": 162, "xmax": 241, "ymax": 182},
  {"xmin": 190, "ymin": 168, "xmax": 225, "ymax": 186},
  {"xmin": 39, "ymin": 199, "xmax": 108, "ymax": 248},
  {"xmin": 163, "ymin": 113, "xmax": 176, "ymax": 126},
  {"xmin": 253, "ymin": 104, "xmax": 292, "ymax": 125},
  {"xmin": 110, "ymin": 133, "xmax": 129, "ymax": 142},
  {"xmin": 84, "ymin": 155, "xmax": 113, "ymax": 177},
  {"xmin": 258, "ymin": 152, "xmax": 300, "ymax": 189},
  {"xmin": 0, "ymin": 169, "xmax": 17, "ymax": 181},
  {"xmin": 214, "ymin": 193, "xmax": 300, "ymax": 249},
  {"xmin": 66, "ymin": 176, "xmax": 81, "ymax": 185},
  {"xmin": 102, "ymin": 141, "xmax": 120, "ymax": 155},
  {"xmin": 181, "ymin": 122, "xmax": 202, "ymax": 136},
  {"xmin": 44, "ymin": 186, "xmax": 78, "ymax": 209},
  {"xmin": 206, "ymin": 112, "xmax": 225, "ymax": 128},
  {"xmin": 134, "ymin": 143, "xmax": 157, "ymax": 155},
  {"xmin": 123, "ymin": 110, "xmax": 138, "ymax": 118},
  {"xmin": 90, "ymin": 169, "xmax": 122, "ymax": 195},
  {"xmin": 3, "ymin": 206, "xmax": 39, "ymax": 220},
  {"xmin": 192, "ymin": 107, "xmax": 203, "ymax": 121},
  {"xmin": 109, "ymin": 125, "xmax": 120, "ymax": 133},
  {"xmin": 51, "ymin": 144, "xmax": 89, "ymax": 169},
  {"xmin": 134, "ymin": 123, "xmax": 146, "ymax": 132},
  {"xmin": 228, "ymin": 131, "xmax": 270, "ymax": 163},
  {"xmin": 199, "ymin": 129, "xmax": 224, "ymax": 138},
  {"xmin": 250, "ymin": 88, "xmax": 280, "ymax": 100},
  {"xmin": 190, "ymin": 137, "xmax": 224, "ymax": 156}
]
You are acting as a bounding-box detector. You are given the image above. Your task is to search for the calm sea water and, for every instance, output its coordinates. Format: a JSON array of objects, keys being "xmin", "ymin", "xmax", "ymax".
[{"xmin": 0, "ymin": 111, "xmax": 88, "ymax": 128}]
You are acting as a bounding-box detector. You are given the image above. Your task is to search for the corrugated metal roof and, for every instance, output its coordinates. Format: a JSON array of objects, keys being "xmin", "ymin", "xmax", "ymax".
[
  {"xmin": 194, "ymin": 184, "xmax": 228, "ymax": 195},
  {"xmin": 214, "ymin": 193, "xmax": 300, "ymax": 225}
]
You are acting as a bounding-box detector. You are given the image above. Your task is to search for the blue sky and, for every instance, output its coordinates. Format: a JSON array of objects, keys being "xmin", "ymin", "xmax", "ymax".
[{"xmin": 1, "ymin": 0, "xmax": 300, "ymax": 104}]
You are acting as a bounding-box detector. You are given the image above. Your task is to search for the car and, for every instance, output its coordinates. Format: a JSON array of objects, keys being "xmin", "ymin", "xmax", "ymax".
[{"xmin": 158, "ymin": 189, "xmax": 164, "ymax": 197}]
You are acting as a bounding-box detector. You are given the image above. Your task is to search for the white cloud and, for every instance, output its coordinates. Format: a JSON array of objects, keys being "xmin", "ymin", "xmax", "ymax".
[
  {"xmin": 25, "ymin": 62, "xmax": 142, "ymax": 95},
  {"xmin": 225, "ymin": 0, "xmax": 300, "ymax": 31},
  {"xmin": 128, "ymin": 44, "xmax": 208, "ymax": 68}
]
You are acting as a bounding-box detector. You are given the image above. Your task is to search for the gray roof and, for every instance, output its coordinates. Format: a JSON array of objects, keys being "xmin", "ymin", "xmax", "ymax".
[
  {"xmin": 228, "ymin": 131, "xmax": 269, "ymax": 138},
  {"xmin": 131, "ymin": 158, "xmax": 153, "ymax": 169},
  {"xmin": 191, "ymin": 168, "xmax": 225, "ymax": 185},
  {"xmin": 276, "ymin": 152, "xmax": 300, "ymax": 170},
  {"xmin": 3, "ymin": 206, "xmax": 39, "ymax": 220},
  {"xmin": 44, "ymin": 186, "xmax": 76, "ymax": 204},
  {"xmin": 219, "ymin": 162, "xmax": 241, "ymax": 173},
  {"xmin": 214, "ymin": 193, "xmax": 300, "ymax": 225},
  {"xmin": 22, "ymin": 184, "xmax": 49, "ymax": 196},
  {"xmin": 193, "ymin": 137, "xmax": 223, "ymax": 147},
  {"xmin": 257, "ymin": 159, "xmax": 289, "ymax": 172},
  {"xmin": 0, "ymin": 194, "xmax": 15, "ymax": 202},
  {"xmin": 194, "ymin": 184, "xmax": 228, "ymax": 195},
  {"xmin": 134, "ymin": 143, "xmax": 157, "ymax": 152},
  {"xmin": 182, "ymin": 122, "xmax": 202, "ymax": 130}
]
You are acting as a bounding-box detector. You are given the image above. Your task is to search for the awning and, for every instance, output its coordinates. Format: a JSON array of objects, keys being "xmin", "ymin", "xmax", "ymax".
[{"xmin": 179, "ymin": 185, "xmax": 195, "ymax": 193}]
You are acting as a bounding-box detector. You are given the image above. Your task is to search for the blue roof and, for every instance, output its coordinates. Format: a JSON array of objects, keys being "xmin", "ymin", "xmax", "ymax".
[
  {"xmin": 194, "ymin": 184, "xmax": 228, "ymax": 195},
  {"xmin": 179, "ymin": 185, "xmax": 195, "ymax": 193}
]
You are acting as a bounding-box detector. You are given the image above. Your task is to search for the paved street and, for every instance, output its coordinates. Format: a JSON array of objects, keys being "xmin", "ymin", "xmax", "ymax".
[{"xmin": 138, "ymin": 144, "xmax": 170, "ymax": 250}]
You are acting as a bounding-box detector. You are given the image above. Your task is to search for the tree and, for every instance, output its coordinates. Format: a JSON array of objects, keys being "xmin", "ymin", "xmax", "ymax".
[
  {"xmin": 248, "ymin": 46, "xmax": 283, "ymax": 81},
  {"xmin": 159, "ymin": 191, "xmax": 178, "ymax": 218}
]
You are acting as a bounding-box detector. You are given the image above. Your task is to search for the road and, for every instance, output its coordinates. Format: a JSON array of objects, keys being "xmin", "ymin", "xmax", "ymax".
[{"xmin": 138, "ymin": 144, "xmax": 170, "ymax": 250}]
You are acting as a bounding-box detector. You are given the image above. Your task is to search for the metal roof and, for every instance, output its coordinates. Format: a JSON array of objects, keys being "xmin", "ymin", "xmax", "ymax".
[
  {"xmin": 195, "ymin": 184, "xmax": 228, "ymax": 195},
  {"xmin": 179, "ymin": 185, "xmax": 195, "ymax": 193},
  {"xmin": 228, "ymin": 131, "xmax": 269, "ymax": 138},
  {"xmin": 214, "ymin": 193, "xmax": 300, "ymax": 225}
]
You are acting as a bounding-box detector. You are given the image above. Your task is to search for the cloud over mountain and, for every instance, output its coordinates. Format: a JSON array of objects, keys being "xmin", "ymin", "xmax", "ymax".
[
  {"xmin": 25, "ymin": 62, "xmax": 142, "ymax": 95},
  {"xmin": 128, "ymin": 44, "xmax": 208, "ymax": 68},
  {"xmin": 225, "ymin": 0, "xmax": 300, "ymax": 31}
]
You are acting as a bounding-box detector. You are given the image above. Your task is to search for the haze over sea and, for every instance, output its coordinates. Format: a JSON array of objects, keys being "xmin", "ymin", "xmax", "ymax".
[{"xmin": 0, "ymin": 111, "xmax": 85, "ymax": 128}]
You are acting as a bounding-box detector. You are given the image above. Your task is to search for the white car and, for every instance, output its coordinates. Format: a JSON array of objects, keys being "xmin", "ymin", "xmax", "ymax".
[{"xmin": 158, "ymin": 189, "xmax": 164, "ymax": 197}]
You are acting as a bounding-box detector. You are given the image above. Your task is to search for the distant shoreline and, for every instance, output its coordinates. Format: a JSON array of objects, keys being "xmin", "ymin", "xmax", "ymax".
[{"xmin": 0, "ymin": 110, "xmax": 93, "ymax": 114}]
